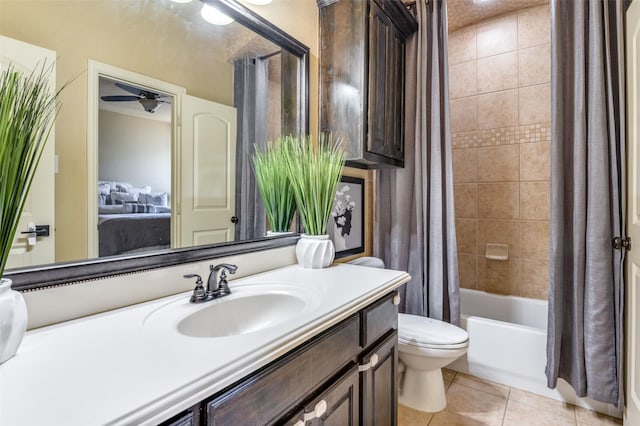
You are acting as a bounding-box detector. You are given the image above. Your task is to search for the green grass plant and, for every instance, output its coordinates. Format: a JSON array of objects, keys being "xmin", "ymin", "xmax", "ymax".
[
  {"xmin": 282, "ymin": 134, "xmax": 345, "ymax": 235},
  {"xmin": 252, "ymin": 139, "xmax": 297, "ymax": 232},
  {"xmin": 0, "ymin": 63, "xmax": 60, "ymax": 277}
]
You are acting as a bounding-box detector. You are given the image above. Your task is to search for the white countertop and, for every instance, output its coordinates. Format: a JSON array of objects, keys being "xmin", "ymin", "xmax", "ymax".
[{"xmin": 0, "ymin": 264, "xmax": 410, "ymax": 426}]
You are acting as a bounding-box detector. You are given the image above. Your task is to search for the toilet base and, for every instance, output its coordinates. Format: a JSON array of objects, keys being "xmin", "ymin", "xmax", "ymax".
[{"xmin": 399, "ymin": 367, "xmax": 447, "ymax": 413}]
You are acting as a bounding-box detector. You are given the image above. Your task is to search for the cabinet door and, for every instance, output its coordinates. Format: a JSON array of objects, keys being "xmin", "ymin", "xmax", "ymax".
[
  {"xmin": 286, "ymin": 365, "xmax": 360, "ymax": 426},
  {"xmin": 367, "ymin": 0, "xmax": 390, "ymax": 159},
  {"xmin": 360, "ymin": 331, "xmax": 398, "ymax": 426},
  {"xmin": 366, "ymin": 1, "xmax": 406, "ymax": 167}
]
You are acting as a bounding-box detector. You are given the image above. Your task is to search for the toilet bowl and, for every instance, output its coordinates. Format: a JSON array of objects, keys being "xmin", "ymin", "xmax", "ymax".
[{"xmin": 398, "ymin": 313, "xmax": 469, "ymax": 413}]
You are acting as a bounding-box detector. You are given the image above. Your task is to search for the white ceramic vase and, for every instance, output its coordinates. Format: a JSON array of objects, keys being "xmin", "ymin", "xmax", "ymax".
[
  {"xmin": 296, "ymin": 234, "xmax": 335, "ymax": 269},
  {"xmin": 0, "ymin": 278, "xmax": 28, "ymax": 364}
]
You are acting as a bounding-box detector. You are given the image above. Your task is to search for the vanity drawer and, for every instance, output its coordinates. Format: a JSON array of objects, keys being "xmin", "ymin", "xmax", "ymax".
[
  {"xmin": 360, "ymin": 291, "xmax": 399, "ymax": 348},
  {"xmin": 206, "ymin": 314, "xmax": 360, "ymax": 425}
]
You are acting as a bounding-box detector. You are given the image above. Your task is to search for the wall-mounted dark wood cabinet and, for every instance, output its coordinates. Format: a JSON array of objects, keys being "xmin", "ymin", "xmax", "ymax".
[{"xmin": 319, "ymin": 0, "xmax": 418, "ymax": 168}]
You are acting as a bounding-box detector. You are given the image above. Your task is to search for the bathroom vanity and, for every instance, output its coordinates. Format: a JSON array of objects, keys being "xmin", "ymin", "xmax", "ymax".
[{"xmin": 0, "ymin": 264, "xmax": 410, "ymax": 425}]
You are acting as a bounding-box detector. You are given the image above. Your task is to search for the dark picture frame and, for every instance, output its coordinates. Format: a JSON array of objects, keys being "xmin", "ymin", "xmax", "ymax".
[{"xmin": 328, "ymin": 176, "xmax": 365, "ymax": 258}]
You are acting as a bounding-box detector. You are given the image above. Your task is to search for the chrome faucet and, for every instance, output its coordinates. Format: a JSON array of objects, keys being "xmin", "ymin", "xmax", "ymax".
[
  {"xmin": 207, "ymin": 263, "xmax": 238, "ymax": 297},
  {"xmin": 183, "ymin": 263, "xmax": 238, "ymax": 303}
]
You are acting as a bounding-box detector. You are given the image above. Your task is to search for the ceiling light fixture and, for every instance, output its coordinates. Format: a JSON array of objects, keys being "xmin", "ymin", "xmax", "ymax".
[
  {"xmin": 201, "ymin": 4, "xmax": 234, "ymax": 25},
  {"xmin": 245, "ymin": 0, "xmax": 273, "ymax": 5}
]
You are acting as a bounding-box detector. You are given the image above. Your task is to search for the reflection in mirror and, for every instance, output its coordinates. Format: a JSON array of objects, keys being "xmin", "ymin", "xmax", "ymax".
[{"xmin": 0, "ymin": 0, "xmax": 308, "ymax": 280}]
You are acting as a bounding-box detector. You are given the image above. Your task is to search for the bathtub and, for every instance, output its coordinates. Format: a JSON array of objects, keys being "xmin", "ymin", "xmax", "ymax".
[{"xmin": 448, "ymin": 288, "xmax": 620, "ymax": 417}]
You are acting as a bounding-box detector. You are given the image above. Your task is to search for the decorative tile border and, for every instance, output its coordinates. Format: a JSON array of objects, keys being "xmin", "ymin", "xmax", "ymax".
[{"xmin": 452, "ymin": 122, "xmax": 551, "ymax": 149}]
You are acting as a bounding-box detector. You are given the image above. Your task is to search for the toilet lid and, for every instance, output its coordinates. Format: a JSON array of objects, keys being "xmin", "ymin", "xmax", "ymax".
[{"xmin": 398, "ymin": 313, "xmax": 469, "ymax": 348}]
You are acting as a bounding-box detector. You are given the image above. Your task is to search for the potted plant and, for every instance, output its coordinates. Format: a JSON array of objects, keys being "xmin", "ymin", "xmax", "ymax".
[
  {"xmin": 251, "ymin": 139, "xmax": 297, "ymax": 235},
  {"xmin": 283, "ymin": 134, "xmax": 345, "ymax": 268},
  {"xmin": 0, "ymin": 63, "xmax": 59, "ymax": 364}
]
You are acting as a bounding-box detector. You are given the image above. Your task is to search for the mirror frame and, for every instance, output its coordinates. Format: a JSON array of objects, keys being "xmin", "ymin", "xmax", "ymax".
[{"xmin": 6, "ymin": 0, "xmax": 309, "ymax": 292}]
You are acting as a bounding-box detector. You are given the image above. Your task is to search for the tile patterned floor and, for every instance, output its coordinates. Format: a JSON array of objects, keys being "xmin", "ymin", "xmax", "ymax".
[{"xmin": 399, "ymin": 370, "xmax": 623, "ymax": 426}]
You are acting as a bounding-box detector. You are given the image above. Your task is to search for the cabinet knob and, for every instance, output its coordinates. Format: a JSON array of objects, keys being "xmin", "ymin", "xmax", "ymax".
[
  {"xmin": 358, "ymin": 353, "xmax": 379, "ymax": 372},
  {"xmin": 392, "ymin": 294, "xmax": 401, "ymax": 306},
  {"xmin": 301, "ymin": 399, "xmax": 328, "ymax": 422}
]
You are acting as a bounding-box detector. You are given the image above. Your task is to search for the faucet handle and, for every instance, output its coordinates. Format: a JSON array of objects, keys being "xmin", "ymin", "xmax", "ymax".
[{"xmin": 184, "ymin": 274, "xmax": 207, "ymax": 303}]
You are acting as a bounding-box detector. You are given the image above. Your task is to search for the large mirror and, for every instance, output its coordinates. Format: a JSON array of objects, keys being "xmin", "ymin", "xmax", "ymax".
[{"xmin": 0, "ymin": 0, "xmax": 309, "ymax": 290}]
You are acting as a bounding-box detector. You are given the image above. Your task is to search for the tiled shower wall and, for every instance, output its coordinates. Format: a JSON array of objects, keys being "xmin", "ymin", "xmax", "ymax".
[{"xmin": 449, "ymin": 5, "xmax": 551, "ymax": 300}]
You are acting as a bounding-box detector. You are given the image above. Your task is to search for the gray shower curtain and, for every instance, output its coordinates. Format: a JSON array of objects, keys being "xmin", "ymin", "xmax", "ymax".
[
  {"xmin": 546, "ymin": 0, "xmax": 626, "ymax": 407},
  {"xmin": 375, "ymin": 0, "xmax": 459, "ymax": 325},
  {"xmin": 234, "ymin": 56, "xmax": 269, "ymax": 241}
]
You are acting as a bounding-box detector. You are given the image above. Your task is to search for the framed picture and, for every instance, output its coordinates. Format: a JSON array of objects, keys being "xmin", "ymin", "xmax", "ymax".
[{"xmin": 328, "ymin": 176, "xmax": 365, "ymax": 258}]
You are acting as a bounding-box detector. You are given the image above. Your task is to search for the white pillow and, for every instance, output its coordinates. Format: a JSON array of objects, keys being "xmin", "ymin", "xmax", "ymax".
[
  {"xmin": 110, "ymin": 191, "xmax": 138, "ymax": 205},
  {"xmin": 140, "ymin": 192, "xmax": 168, "ymax": 207}
]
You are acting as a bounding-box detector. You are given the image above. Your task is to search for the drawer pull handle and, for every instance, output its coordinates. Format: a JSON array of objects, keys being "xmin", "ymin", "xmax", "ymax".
[
  {"xmin": 301, "ymin": 399, "xmax": 328, "ymax": 422},
  {"xmin": 358, "ymin": 353, "xmax": 379, "ymax": 372},
  {"xmin": 393, "ymin": 294, "xmax": 401, "ymax": 306}
]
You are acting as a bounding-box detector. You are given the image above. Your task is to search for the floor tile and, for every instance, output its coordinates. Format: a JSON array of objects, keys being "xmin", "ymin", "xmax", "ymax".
[
  {"xmin": 444, "ymin": 382, "xmax": 507, "ymax": 426},
  {"xmin": 398, "ymin": 404, "xmax": 433, "ymax": 426},
  {"xmin": 451, "ymin": 373, "xmax": 510, "ymax": 399},
  {"xmin": 429, "ymin": 410, "xmax": 489, "ymax": 425},
  {"xmin": 574, "ymin": 406, "xmax": 622, "ymax": 426},
  {"xmin": 503, "ymin": 400, "xmax": 576, "ymax": 426},
  {"xmin": 508, "ymin": 388, "xmax": 576, "ymax": 420},
  {"xmin": 443, "ymin": 368, "xmax": 457, "ymax": 390}
]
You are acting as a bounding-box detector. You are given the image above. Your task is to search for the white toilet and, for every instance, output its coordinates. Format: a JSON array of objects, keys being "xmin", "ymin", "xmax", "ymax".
[{"xmin": 397, "ymin": 313, "xmax": 469, "ymax": 413}]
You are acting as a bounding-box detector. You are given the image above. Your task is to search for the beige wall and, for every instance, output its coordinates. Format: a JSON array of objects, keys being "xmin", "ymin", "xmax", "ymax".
[
  {"xmin": 99, "ymin": 110, "xmax": 172, "ymax": 193},
  {"xmin": 449, "ymin": 5, "xmax": 551, "ymax": 299},
  {"xmin": 0, "ymin": 0, "xmax": 321, "ymax": 263}
]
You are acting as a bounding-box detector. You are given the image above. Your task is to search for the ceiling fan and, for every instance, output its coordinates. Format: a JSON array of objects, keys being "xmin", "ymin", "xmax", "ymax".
[{"xmin": 100, "ymin": 82, "xmax": 171, "ymax": 113}]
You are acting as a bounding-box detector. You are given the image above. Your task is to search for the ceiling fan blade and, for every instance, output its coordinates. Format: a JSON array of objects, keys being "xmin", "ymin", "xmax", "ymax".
[
  {"xmin": 114, "ymin": 81, "xmax": 148, "ymax": 97},
  {"xmin": 101, "ymin": 95, "xmax": 141, "ymax": 102}
]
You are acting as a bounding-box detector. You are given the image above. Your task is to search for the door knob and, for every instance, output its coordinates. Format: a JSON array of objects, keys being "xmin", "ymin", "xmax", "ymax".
[{"xmin": 231, "ymin": 216, "xmax": 239, "ymax": 224}]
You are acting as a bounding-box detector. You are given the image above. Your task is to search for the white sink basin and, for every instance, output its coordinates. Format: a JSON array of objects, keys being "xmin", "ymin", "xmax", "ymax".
[{"xmin": 144, "ymin": 284, "xmax": 320, "ymax": 338}]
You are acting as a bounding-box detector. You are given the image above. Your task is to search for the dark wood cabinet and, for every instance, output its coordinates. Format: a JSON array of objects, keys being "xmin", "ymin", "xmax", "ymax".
[
  {"xmin": 360, "ymin": 331, "xmax": 399, "ymax": 426},
  {"xmin": 159, "ymin": 290, "xmax": 400, "ymax": 426},
  {"xmin": 319, "ymin": 0, "xmax": 417, "ymax": 168}
]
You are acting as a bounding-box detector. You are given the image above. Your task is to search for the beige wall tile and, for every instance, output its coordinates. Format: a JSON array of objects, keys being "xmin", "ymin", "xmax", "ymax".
[
  {"xmin": 453, "ymin": 148, "xmax": 477, "ymax": 183},
  {"xmin": 518, "ymin": 5, "xmax": 551, "ymax": 49},
  {"xmin": 519, "ymin": 83, "xmax": 550, "ymax": 124},
  {"xmin": 477, "ymin": 220, "xmax": 520, "ymax": 257},
  {"xmin": 477, "ymin": 51, "xmax": 518, "ymax": 94},
  {"xmin": 478, "ymin": 145, "xmax": 519, "ymax": 182},
  {"xmin": 477, "ymin": 14, "xmax": 518, "ymax": 58},
  {"xmin": 450, "ymin": 61, "xmax": 477, "ymax": 99},
  {"xmin": 478, "ymin": 183, "xmax": 519, "ymax": 220},
  {"xmin": 521, "ymin": 142, "xmax": 551, "ymax": 181},
  {"xmin": 451, "ymin": 97, "xmax": 478, "ymax": 133},
  {"xmin": 519, "ymin": 43, "xmax": 550, "ymax": 87},
  {"xmin": 521, "ymin": 221, "xmax": 549, "ymax": 259},
  {"xmin": 520, "ymin": 259, "xmax": 549, "ymax": 299},
  {"xmin": 575, "ymin": 406, "xmax": 622, "ymax": 426},
  {"xmin": 458, "ymin": 253, "xmax": 477, "ymax": 289},
  {"xmin": 477, "ymin": 89, "xmax": 519, "ymax": 129},
  {"xmin": 520, "ymin": 181, "xmax": 550, "ymax": 220},
  {"xmin": 509, "ymin": 388, "xmax": 576, "ymax": 420},
  {"xmin": 504, "ymin": 400, "xmax": 575, "ymax": 426},
  {"xmin": 477, "ymin": 256, "xmax": 520, "ymax": 296},
  {"xmin": 454, "ymin": 183, "xmax": 478, "ymax": 218},
  {"xmin": 456, "ymin": 218, "xmax": 477, "ymax": 254},
  {"xmin": 445, "ymin": 382, "xmax": 507, "ymax": 426},
  {"xmin": 449, "ymin": 25, "xmax": 477, "ymax": 65}
]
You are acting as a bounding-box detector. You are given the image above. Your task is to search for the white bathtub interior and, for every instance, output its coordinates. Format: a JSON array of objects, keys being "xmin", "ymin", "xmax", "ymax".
[{"xmin": 448, "ymin": 288, "xmax": 621, "ymax": 418}]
